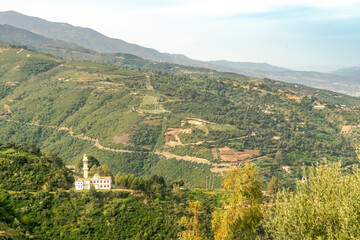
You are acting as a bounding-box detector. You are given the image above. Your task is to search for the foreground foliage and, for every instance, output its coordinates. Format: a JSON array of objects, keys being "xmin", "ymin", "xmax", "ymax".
[
  {"xmin": 179, "ymin": 201, "xmax": 204, "ymax": 240},
  {"xmin": 212, "ymin": 165, "xmax": 263, "ymax": 240},
  {"xmin": 0, "ymin": 146, "xmax": 219, "ymax": 239},
  {"xmin": 0, "ymin": 188, "xmax": 219, "ymax": 240},
  {"xmin": 265, "ymin": 161, "xmax": 360, "ymax": 239},
  {"xmin": 2, "ymin": 145, "xmax": 360, "ymax": 239}
]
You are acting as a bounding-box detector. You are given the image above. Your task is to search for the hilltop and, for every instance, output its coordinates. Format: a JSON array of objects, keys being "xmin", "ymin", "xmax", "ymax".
[{"xmin": 0, "ymin": 45, "xmax": 359, "ymax": 187}]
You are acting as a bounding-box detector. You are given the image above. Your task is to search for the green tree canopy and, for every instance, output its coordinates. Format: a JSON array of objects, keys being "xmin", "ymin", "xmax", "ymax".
[
  {"xmin": 267, "ymin": 176, "xmax": 282, "ymax": 195},
  {"xmin": 212, "ymin": 164, "xmax": 263, "ymax": 240},
  {"xmin": 75, "ymin": 155, "xmax": 100, "ymax": 173},
  {"xmin": 265, "ymin": 162, "xmax": 360, "ymax": 239}
]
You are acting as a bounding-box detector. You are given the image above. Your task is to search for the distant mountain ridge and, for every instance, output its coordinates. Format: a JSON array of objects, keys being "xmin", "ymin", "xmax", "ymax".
[
  {"xmin": 207, "ymin": 60, "xmax": 289, "ymax": 72},
  {"xmin": 332, "ymin": 67, "xmax": 360, "ymax": 77},
  {"xmin": 0, "ymin": 10, "xmax": 359, "ymax": 96},
  {"xmin": 0, "ymin": 11, "xmax": 288, "ymax": 72},
  {"xmin": 0, "ymin": 24, "xmax": 86, "ymax": 50}
]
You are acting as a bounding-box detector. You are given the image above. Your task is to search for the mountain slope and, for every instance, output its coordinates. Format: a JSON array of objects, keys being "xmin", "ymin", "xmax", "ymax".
[
  {"xmin": 0, "ymin": 24, "xmax": 90, "ymax": 52},
  {"xmin": 332, "ymin": 66, "xmax": 360, "ymax": 77},
  {"xmin": 0, "ymin": 145, "xmax": 74, "ymax": 191},
  {"xmin": 0, "ymin": 45, "xmax": 359, "ymax": 188},
  {"xmin": 0, "ymin": 10, "xmax": 176, "ymax": 62},
  {"xmin": 0, "ymin": 29, "xmax": 356, "ymax": 107},
  {"xmin": 207, "ymin": 60, "xmax": 288, "ymax": 72},
  {"xmin": 0, "ymin": 11, "xmax": 290, "ymax": 72},
  {"xmin": 1, "ymin": 11, "xmax": 359, "ymax": 97}
]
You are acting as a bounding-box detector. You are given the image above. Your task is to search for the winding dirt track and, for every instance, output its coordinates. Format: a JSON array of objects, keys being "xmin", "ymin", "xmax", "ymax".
[
  {"xmin": 5, "ymin": 119, "xmax": 213, "ymax": 163},
  {"xmin": 155, "ymin": 151, "xmax": 212, "ymax": 165},
  {"xmin": 4, "ymin": 119, "xmax": 252, "ymax": 172},
  {"xmin": 58, "ymin": 126, "xmax": 133, "ymax": 153}
]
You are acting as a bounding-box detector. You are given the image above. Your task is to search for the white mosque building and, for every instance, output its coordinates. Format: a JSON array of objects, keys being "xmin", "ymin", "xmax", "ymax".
[{"xmin": 75, "ymin": 154, "xmax": 112, "ymax": 190}]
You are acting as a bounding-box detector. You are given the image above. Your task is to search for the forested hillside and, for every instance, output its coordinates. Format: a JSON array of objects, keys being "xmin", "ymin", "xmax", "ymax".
[
  {"xmin": 0, "ymin": 45, "xmax": 359, "ymax": 188},
  {"xmin": 0, "ymin": 146, "xmax": 220, "ymax": 239},
  {"xmin": 1, "ymin": 148, "xmax": 360, "ymax": 239},
  {"xmin": 0, "ymin": 143, "xmax": 73, "ymax": 191}
]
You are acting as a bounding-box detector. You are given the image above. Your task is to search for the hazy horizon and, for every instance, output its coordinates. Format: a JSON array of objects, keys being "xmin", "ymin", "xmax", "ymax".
[{"xmin": 1, "ymin": 0, "xmax": 360, "ymax": 72}]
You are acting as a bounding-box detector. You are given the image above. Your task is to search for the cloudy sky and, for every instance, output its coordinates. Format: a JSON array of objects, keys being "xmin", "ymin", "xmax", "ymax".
[{"xmin": 1, "ymin": 0, "xmax": 360, "ymax": 71}]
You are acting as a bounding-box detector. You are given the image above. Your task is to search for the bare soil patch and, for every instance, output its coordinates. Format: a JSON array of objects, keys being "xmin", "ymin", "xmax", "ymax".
[
  {"xmin": 112, "ymin": 134, "xmax": 131, "ymax": 145},
  {"xmin": 3, "ymin": 104, "xmax": 11, "ymax": 114},
  {"xmin": 137, "ymin": 109, "xmax": 167, "ymax": 114},
  {"xmin": 156, "ymin": 151, "xmax": 211, "ymax": 164},
  {"xmin": 282, "ymin": 165, "xmax": 291, "ymax": 173},
  {"xmin": 286, "ymin": 93, "xmax": 301, "ymax": 103},
  {"xmin": 164, "ymin": 128, "xmax": 192, "ymax": 147},
  {"xmin": 210, "ymin": 166, "xmax": 231, "ymax": 173},
  {"xmin": 141, "ymin": 119, "xmax": 162, "ymax": 125},
  {"xmin": 218, "ymin": 147, "xmax": 260, "ymax": 162},
  {"xmin": 341, "ymin": 125, "xmax": 357, "ymax": 133},
  {"xmin": 5, "ymin": 81, "xmax": 19, "ymax": 86}
]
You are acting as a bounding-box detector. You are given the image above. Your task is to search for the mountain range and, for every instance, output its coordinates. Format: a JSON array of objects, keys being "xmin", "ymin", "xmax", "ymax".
[
  {"xmin": 0, "ymin": 10, "xmax": 359, "ymax": 96},
  {"xmin": 332, "ymin": 67, "xmax": 360, "ymax": 77}
]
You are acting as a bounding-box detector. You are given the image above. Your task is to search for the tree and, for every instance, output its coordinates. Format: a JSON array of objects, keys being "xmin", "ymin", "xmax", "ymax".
[
  {"xmin": 75, "ymin": 155, "xmax": 100, "ymax": 173},
  {"xmin": 267, "ymin": 177, "xmax": 282, "ymax": 195},
  {"xmin": 212, "ymin": 165, "xmax": 263, "ymax": 240},
  {"xmin": 179, "ymin": 201, "xmax": 204, "ymax": 240},
  {"xmin": 115, "ymin": 172, "xmax": 135, "ymax": 188},
  {"xmin": 265, "ymin": 162, "xmax": 360, "ymax": 239},
  {"xmin": 89, "ymin": 165, "xmax": 98, "ymax": 176}
]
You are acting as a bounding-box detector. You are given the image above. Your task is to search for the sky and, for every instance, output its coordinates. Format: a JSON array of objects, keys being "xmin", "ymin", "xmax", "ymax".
[{"xmin": 1, "ymin": 0, "xmax": 360, "ymax": 71}]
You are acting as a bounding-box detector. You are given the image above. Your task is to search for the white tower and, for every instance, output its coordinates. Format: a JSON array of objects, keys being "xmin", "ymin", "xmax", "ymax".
[{"xmin": 83, "ymin": 154, "xmax": 89, "ymax": 178}]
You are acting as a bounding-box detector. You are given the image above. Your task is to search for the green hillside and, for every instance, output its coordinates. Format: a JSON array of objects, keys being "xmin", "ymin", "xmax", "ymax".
[
  {"xmin": 0, "ymin": 146, "xmax": 219, "ymax": 239},
  {"xmin": 0, "ymin": 144, "xmax": 73, "ymax": 191},
  {"xmin": 0, "ymin": 45, "xmax": 359, "ymax": 187}
]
